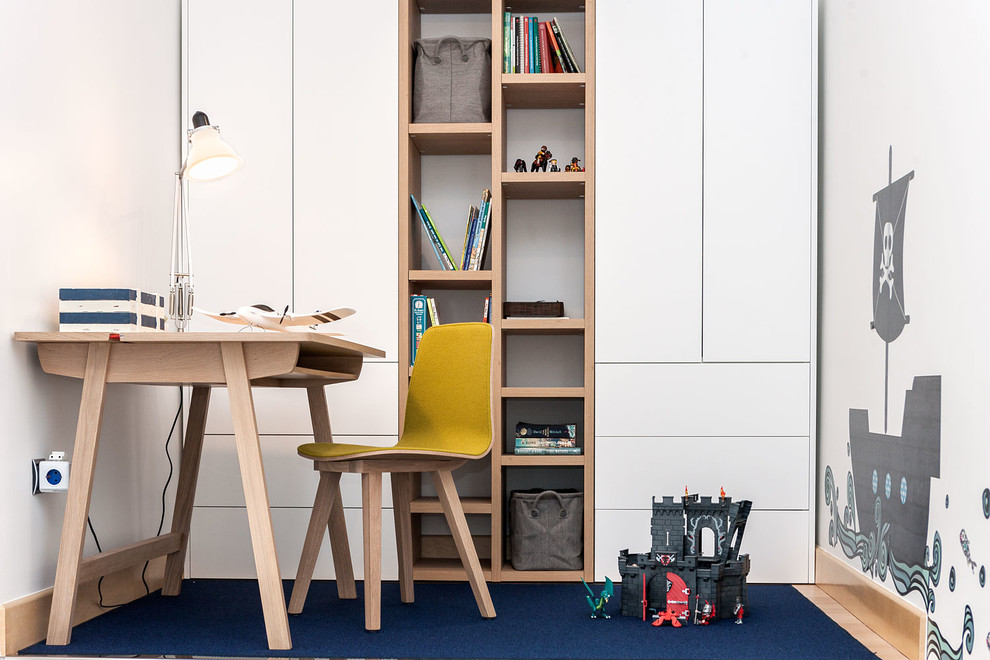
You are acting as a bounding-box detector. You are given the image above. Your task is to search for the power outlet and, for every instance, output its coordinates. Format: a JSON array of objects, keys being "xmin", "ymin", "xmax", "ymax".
[{"xmin": 32, "ymin": 451, "xmax": 70, "ymax": 494}]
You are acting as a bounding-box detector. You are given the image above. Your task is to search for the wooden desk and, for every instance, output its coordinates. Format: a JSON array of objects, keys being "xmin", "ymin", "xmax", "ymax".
[{"xmin": 14, "ymin": 331, "xmax": 385, "ymax": 651}]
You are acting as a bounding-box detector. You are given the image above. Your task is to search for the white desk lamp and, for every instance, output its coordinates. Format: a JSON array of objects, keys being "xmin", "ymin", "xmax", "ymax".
[{"xmin": 169, "ymin": 110, "xmax": 242, "ymax": 331}]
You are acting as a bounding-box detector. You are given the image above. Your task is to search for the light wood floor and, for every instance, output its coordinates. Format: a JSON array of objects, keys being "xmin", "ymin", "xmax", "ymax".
[{"xmin": 794, "ymin": 585, "xmax": 910, "ymax": 660}]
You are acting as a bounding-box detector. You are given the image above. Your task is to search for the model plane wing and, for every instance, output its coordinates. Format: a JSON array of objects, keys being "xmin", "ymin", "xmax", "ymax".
[
  {"xmin": 281, "ymin": 307, "xmax": 356, "ymax": 326},
  {"xmin": 193, "ymin": 308, "xmax": 252, "ymax": 325}
]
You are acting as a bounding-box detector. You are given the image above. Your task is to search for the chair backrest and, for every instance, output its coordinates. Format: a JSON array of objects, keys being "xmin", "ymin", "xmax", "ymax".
[{"xmin": 397, "ymin": 322, "xmax": 494, "ymax": 457}]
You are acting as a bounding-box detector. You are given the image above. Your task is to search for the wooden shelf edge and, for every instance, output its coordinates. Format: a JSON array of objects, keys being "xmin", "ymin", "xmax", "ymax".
[
  {"xmin": 498, "ymin": 565, "xmax": 586, "ymax": 582},
  {"xmin": 499, "ymin": 454, "xmax": 586, "ymax": 467},
  {"xmin": 500, "ymin": 318, "xmax": 585, "ymax": 334},
  {"xmin": 500, "ymin": 386, "xmax": 585, "ymax": 398},
  {"xmin": 410, "ymin": 497, "xmax": 492, "ymax": 514},
  {"xmin": 412, "ymin": 558, "xmax": 492, "ymax": 581}
]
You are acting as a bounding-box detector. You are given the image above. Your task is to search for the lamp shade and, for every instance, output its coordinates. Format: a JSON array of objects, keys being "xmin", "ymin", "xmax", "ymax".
[{"xmin": 184, "ymin": 124, "xmax": 242, "ymax": 182}]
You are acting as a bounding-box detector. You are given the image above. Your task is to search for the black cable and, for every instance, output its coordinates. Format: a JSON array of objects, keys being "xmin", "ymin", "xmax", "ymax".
[
  {"xmin": 140, "ymin": 390, "xmax": 181, "ymax": 591},
  {"xmin": 88, "ymin": 387, "xmax": 183, "ymax": 608}
]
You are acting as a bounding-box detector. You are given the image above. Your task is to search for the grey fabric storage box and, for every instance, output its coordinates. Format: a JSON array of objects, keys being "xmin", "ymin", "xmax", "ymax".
[
  {"xmin": 509, "ymin": 489, "xmax": 583, "ymax": 570},
  {"xmin": 413, "ymin": 36, "xmax": 491, "ymax": 123}
]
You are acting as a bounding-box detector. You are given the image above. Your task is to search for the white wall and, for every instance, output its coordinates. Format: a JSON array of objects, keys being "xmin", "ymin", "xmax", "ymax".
[
  {"xmin": 0, "ymin": 1, "xmax": 181, "ymax": 604},
  {"xmin": 819, "ymin": 1, "xmax": 990, "ymax": 656}
]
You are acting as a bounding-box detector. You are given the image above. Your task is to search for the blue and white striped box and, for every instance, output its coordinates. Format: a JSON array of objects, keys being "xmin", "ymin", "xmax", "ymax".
[{"xmin": 59, "ymin": 288, "xmax": 166, "ymax": 332}]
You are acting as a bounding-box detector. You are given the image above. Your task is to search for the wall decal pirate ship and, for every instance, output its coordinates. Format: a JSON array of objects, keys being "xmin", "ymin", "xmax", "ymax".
[{"xmin": 824, "ymin": 150, "xmax": 976, "ymax": 659}]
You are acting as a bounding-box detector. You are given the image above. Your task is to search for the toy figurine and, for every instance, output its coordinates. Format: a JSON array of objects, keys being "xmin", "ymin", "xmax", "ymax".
[
  {"xmin": 733, "ymin": 596, "xmax": 744, "ymax": 624},
  {"xmin": 549, "ymin": 158, "xmax": 559, "ymax": 172},
  {"xmin": 564, "ymin": 156, "xmax": 584, "ymax": 172},
  {"xmin": 582, "ymin": 577, "xmax": 613, "ymax": 619},
  {"xmin": 720, "ymin": 486, "xmax": 726, "ymax": 500},
  {"xmin": 514, "ymin": 158, "xmax": 527, "ymax": 172},
  {"xmin": 693, "ymin": 595, "xmax": 715, "ymax": 625},
  {"xmin": 532, "ymin": 145, "xmax": 552, "ymax": 172}
]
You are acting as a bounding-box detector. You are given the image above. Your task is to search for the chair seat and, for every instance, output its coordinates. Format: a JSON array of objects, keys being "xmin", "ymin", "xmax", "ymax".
[{"xmin": 297, "ymin": 442, "xmax": 482, "ymax": 462}]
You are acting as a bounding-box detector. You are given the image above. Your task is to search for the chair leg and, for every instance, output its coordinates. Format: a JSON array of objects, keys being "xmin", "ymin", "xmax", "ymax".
[
  {"xmin": 289, "ymin": 471, "xmax": 339, "ymax": 614},
  {"xmin": 391, "ymin": 472, "xmax": 415, "ymax": 603},
  {"xmin": 430, "ymin": 470, "xmax": 496, "ymax": 619},
  {"xmin": 362, "ymin": 472, "xmax": 383, "ymax": 631}
]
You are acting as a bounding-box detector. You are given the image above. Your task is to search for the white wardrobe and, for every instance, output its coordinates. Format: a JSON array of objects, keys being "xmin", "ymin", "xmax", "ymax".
[
  {"xmin": 595, "ymin": 0, "xmax": 818, "ymax": 582},
  {"xmin": 181, "ymin": 0, "xmax": 400, "ymax": 579}
]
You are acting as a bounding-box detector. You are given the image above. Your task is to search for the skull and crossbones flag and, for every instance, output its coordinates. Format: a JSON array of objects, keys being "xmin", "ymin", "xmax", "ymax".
[{"xmin": 871, "ymin": 170, "xmax": 914, "ymax": 343}]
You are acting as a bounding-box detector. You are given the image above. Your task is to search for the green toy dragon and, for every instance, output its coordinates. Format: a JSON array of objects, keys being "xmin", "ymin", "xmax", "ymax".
[{"xmin": 582, "ymin": 577, "xmax": 613, "ymax": 619}]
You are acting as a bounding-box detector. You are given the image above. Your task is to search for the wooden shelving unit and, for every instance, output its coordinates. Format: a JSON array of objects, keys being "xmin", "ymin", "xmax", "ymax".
[{"xmin": 399, "ymin": 0, "xmax": 594, "ymax": 582}]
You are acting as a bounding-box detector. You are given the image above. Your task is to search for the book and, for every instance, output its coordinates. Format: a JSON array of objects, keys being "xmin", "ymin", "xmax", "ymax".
[
  {"xmin": 469, "ymin": 189, "xmax": 492, "ymax": 270},
  {"xmin": 427, "ymin": 297, "xmax": 440, "ymax": 327},
  {"xmin": 410, "ymin": 194, "xmax": 447, "ymax": 270},
  {"xmin": 532, "ymin": 16, "xmax": 540, "ymax": 73},
  {"xmin": 522, "ymin": 16, "xmax": 530, "ymax": 73},
  {"xmin": 513, "ymin": 446, "xmax": 582, "ymax": 455},
  {"xmin": 543, "ymin": 21, "xmax": 564, "ymax": 74},
  {"xmin": 482, "ymin": 294, "xmax": 491, "ymax": 323},
  {"xmin": 515, "ymin": 421, "xmax": 577, "ymax": 438},
  {"xmin": 515, "ymin": 437, "xmax": 577, "ymax": 448},
  {"xmin": 422, "ymin": 206, "xmax": 458, "ymax": 270},
  {"xmin": 551, "ymin": 17, "xmax": 581, "ymax": 73},
  {"xmin": 539, "ymin": 22, "xmax": 552, "ymax": 75},
  {"xmin": 503, "ymin": 12, "xmax": 511, "ymax": 74},
  {"xmin": 410, "ymin": 294, "xmax": 428, "ymax": 364},
  {"xmin": 514, "ymin": 17, "xmax": 522, "ymax": 73},
  {"xmin": 461, "ymin": 205, "xmax": 479, "ymax": 270}
]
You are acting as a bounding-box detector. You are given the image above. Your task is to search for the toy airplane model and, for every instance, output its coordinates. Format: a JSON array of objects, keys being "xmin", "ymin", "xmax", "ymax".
[{"xmin": 194, "ymin": 304, "xmax": 355, "ymax": 332}]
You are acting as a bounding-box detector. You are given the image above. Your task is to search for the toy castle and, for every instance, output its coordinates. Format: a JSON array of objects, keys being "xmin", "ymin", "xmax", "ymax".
[{"xmin": 617, "ymin": 494, "xmax": 752, "ymax": 621}]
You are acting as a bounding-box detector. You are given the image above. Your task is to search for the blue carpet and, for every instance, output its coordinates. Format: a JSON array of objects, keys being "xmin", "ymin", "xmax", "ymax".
[{"xmin": 22, "ymin": 580, "xmax": 877, "ymax": 659}]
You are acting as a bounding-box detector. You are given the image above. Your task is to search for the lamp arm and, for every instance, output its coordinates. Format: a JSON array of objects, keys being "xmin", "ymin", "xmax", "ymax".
[{"xmin": 169, "ymin": 169, "xmax": 194, "ymax": 331}]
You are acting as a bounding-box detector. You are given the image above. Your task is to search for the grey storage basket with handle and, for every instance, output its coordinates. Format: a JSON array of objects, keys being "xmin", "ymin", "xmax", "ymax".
[
  {"xmin": 413, "ymin": 35, "xmax": 491, "ymax": 123},
  {"xmin": 509, "ymin": 488, "xmax": 583, "ymax": 570}
]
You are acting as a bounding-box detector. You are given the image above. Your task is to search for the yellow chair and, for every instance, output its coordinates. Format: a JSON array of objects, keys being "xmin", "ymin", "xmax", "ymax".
[{"xmin": 288, "ymin": 322, "xmax": 496, "ymax": 630}]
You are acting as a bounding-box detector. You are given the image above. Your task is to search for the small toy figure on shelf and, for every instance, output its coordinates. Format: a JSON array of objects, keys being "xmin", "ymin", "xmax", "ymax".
[
  {"xmin": 582, "ymin": 577, "xmax": 613, "ymax": 619},
  {"xmin": 549, "ymin": 158, "xmax": 559, "ymax": 172},
  {"xmin": 720, "ymin": 486, "xmax": 726, "ymax": 500},
  {"xmin": 514, "ymin": 158, "xmax": 527, "ymax": 172},
  {"xmin": 733, "ymin": 596, "xmax": 745, "ymax": 624},
  {"xmin": 565, "ymin": 156, "xmax": 584, "ymax": 172},
  {"xmin": 693, "ymin": 595, "xmax": 715, "ymax": 625},
  {"xmin": 532, "ymin": 145, "xmax": 552, "ymax": 172}
]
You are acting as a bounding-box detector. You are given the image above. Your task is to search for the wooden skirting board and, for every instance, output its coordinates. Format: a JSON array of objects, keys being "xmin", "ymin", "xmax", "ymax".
[
  {"xmin": 815, "ymin": 547, "xmax": 925, "ymax": 660},
  {"xmin": 0, "ymin": 557, "xmax": 164, "ymax": 656}
]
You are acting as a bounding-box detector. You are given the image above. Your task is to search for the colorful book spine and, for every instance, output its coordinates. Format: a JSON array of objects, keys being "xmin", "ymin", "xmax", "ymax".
[
  {"xmin": 461, "ymin": 205, "xmax": 479, "ymax": 270},
  {"xmin": 427, "ymin": 297, "xmax": 440, "ymax": 327},
  {"xmin": 515, "ymin": 421, "xmax": 577, "ymax": 438},
  {"xmin": 515, "ymin": 437, "xmax": 577, "ymax": 448},
  {"xmin": 469, "ymin": 189, "xmax": 492, "ymax": 270},
  {"xmin": 515, "ymin": 17, "xmax": 523, "ymax": 73},
  {"xmin": 422, "ymin": 206, "xmax": 457, "ymax": 270},
  {"xmin": 482, "ymin": 294, "xmax": 491, "ymax": 323},
  {"xmin": 544, "ymin": 20, "xmax": 566, "ymax": 74},
  {"xmin": 410, "ymin": 295, "xmax": 428, "ymax": 364},
  {"xmin": 532, "ymin": 16, "xmax": 540, "ymax": 73},
  {"xmin": 552, "ymin": 17, "xmax": 581, "ymax": 73},
  {"xmin": 522, "ymin": 16, "xmax": 529, "ymax": 73},
  {"xmin": 513, "ymin": 446, "xmax": 582, "ymax": 455},
  {"xmin": 503, "ymin": 11, "xmax": 512, "ymax": 73},
  {"xmin": 410, "ymin": 194, "xmax": 445, "ymax": 269},
  {"xmin": 539, "ymin": 22, "xmax": 551, "ymax": 75}
]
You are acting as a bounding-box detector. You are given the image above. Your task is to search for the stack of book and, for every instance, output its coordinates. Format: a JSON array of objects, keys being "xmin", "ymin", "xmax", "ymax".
[
  {"xmin": 503, "ymin": 15, "xmax": 581, "ymax": 74},
  {"xmin": 513, "ymin": 421, "xmax": 580, "ymax": 455},
  {"xmin": 410, "ymin": 190, "xmax": 492, "ymax": 271},
  {"xmin": 410, "ymin": 294, "xmax": 442, "ymax": 364}
]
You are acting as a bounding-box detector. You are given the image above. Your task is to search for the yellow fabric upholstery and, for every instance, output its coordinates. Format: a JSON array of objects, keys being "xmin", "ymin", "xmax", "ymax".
[{"xmin": 298, "ymin": 322, "xmax": 493, "ymax": 460}]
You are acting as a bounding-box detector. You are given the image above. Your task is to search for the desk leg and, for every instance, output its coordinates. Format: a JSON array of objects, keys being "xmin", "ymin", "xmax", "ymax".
[
  {"xmin": 361, "ymin": 472, "xmax": 383, "ymax": 631},
  {"xmin": 221, "ymin": 344, "xmax": 291, "ymax": 650},
  {"xmin": 306, "ymin": 386, "xmax": 355, "ymax": 599},
  {"xmin": 47, "ymin": 343, "xmax": 111, "ymax": 645},
  {"xmin": 162, "ymin": 386, "xmax": 211, "ymax": 595}
]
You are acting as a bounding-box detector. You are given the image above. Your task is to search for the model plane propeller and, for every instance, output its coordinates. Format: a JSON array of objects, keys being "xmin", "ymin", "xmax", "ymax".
[{"xmin": 193, "ymin": 304, "xmax": 355, "ymax": 332}]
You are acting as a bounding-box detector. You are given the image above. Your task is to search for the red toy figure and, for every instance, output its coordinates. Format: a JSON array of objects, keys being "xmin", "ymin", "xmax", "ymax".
[
  {"xmin": 651, "ymin": 574, "xmax": 691, "ymax": 628},
  {"xmin": 693, "ymin": 595, "xmax": 715, "ymax": 625},
  {"xmin": 733, "ymin": 596, "xmax": 745, "ymax": 624},
  {"xmin": 720, "ymin": 486, "xmax": 726, "ymax": 500},
  {"xmin": 565, "ymin": 156, "xmax": 584, "ymax": 172}
]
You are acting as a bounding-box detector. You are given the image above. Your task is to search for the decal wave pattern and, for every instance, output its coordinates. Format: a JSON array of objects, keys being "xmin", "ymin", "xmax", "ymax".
[{"xmin": 825, "ymin": 466, "xmax": 974, "ymax": 658}]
